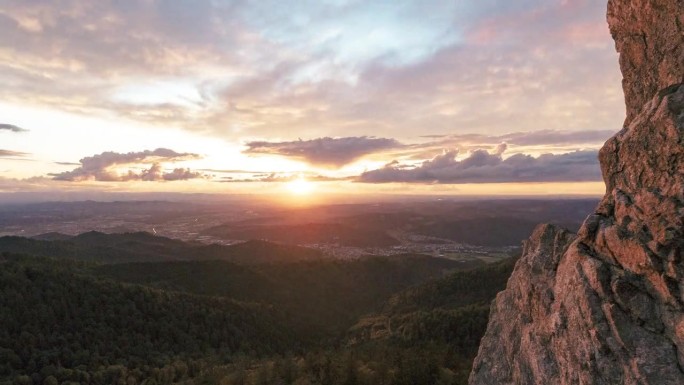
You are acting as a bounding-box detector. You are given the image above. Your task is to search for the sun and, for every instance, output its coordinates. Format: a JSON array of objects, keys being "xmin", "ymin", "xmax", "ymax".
[{"xmin": 286, "ymin": 176, "xmax": 314, "ymax": 195}]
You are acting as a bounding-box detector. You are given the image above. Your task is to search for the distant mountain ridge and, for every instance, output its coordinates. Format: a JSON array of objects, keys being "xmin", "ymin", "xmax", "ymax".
[
  {"xmin": 0, "ymin": 231, "xmax": 322, "ymax": 264},
  {"xmin": 203, "ymin": 222, "xmax": 400, "ymax": 247}
]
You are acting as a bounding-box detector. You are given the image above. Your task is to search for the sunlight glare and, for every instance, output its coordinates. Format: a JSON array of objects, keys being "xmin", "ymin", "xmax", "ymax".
[{"xmin": 286, "ymin": 176, "xmax": 315, "ymax": 195}]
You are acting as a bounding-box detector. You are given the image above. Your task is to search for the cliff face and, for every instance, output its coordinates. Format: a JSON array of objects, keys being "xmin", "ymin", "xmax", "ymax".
[
  {"xmin": 469, "ymin": 1, "xmax": 684, "ymax": 384},
  {"xmin": 607, "ymin": 0, "xmax": 684, "ymax": 125}
]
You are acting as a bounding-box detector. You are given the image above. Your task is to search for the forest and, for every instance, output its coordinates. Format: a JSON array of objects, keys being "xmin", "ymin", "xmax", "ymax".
[{"xmin": 0, "ymin": 240, "xmax": 516, "ymax": 385}]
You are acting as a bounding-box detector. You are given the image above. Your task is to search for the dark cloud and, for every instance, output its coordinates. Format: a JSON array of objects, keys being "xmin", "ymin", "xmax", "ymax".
[
  {"xmin": 53, "ymin": 148, "xmax": 203, "ymax": 182},
  {"xmin": 358, "ymin": 148, "xmax": 601, "ymax": 184},
  {"xmin": 244, "ymin": 136, "xmax": 402, "ymax": 167},
  {"xmin": 54, "ymin": 161, "xmax": 81, "ymax": 166},
  {"xmin": 0, "ymin": 123, "xmax": 27, "ymax": 132}
]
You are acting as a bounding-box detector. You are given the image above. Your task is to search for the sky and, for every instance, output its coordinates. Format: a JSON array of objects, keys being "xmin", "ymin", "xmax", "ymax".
[{"xmin": 0, "ymin": 0, "xmax": 623, "ymax": 199}]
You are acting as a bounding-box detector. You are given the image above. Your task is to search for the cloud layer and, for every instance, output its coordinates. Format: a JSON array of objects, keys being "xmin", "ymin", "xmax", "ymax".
[
  {"xmin": 53, "ymin": 148, "xmax": 203, "ymax": 182},
  {"xmin": 244, "ymin": 136, "xmax": 401, "ymax": 167},
  {"xmin": 358, "ymin": 148, "xmax": 601, "ymax": 184},
  {"xmin": 0, "ymin": 1, "xmax": 621, "ymax": 191},
  {"xmin": 419, "ymin": 129, "xmax": 614, "ymax": 147},
  {"xmin": 0, "ymin": 0, "xmax": 622, "ymax": 143},
  {"xmin": 397, "ymin": 129, "xmax": 614, "ymax": 160}
]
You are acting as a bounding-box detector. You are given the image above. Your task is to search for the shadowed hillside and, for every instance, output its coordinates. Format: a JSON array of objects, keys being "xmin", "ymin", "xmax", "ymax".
[{"xmin": 0, "ymin": 232, "xmax": 322, "ymax": 264}]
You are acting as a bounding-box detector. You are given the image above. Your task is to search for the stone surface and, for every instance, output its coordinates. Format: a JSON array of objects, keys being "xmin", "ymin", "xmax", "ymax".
[
  {"xmin": 607, "ymin": 0, "xmax": 684, "ymax": 126},
  {"xmin": 469, "ymin": 1, "xmax": 684, "ymax": 384}
]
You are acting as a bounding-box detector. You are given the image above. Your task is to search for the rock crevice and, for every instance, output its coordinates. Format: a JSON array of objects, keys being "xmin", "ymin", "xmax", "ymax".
[{"xmin": 469, "ymin": 1, "xmax": 684, "ymax": 384}]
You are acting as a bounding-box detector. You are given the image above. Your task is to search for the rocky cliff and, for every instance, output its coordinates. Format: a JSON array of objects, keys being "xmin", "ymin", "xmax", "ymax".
[
  {"xmin": 608, "ymin": 0, "xmax": 683, "ymax": 125},
  {"xmin": 469, "ymin": 1, "xmax": 684, "ymax": 384}
]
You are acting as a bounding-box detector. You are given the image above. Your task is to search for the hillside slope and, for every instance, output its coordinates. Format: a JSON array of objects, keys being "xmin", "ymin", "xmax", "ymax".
[
  {"xmin": 0, "ymin": 231, "xmax": 322, "ymax": 264},
  {"xmin": 348, "ymin": 257, "xmax": 517, "ymax": 355},
  {"xmin": 0, "ymin": 254, "xmax": 296, "ymax": 384},
  {"xmin": 95, "ymin": 255, "xmax": 481, "ymax": 335}
]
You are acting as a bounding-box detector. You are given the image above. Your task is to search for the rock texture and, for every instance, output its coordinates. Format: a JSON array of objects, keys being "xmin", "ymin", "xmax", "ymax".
[
  {"xmin": 469, "ymin": 1, "xmax": 684, "ymax": 384},
  {"xmin": 608, "ymin": 0, "xmax": 684, "ymax": 125}
]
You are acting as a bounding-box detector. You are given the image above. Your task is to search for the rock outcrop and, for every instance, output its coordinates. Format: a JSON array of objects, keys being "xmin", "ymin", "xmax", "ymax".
[
  {"xmin": 469, "ymin": 1, "xmax": 684, "ymax": 384},
  {"xmin": 608, "ymin": 0, "xmax": 683, "ymax": 126}
]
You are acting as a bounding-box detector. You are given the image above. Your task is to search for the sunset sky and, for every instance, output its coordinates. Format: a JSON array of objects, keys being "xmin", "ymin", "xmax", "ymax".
[{"xmin": 0, "ymin": 0, "xmax": 623, "ymax": 198}]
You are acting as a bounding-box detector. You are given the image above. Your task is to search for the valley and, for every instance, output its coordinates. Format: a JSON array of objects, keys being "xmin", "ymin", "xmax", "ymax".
[{"xmin": 0, "ymin": 197, "xmax": 592, "ymax": 384}]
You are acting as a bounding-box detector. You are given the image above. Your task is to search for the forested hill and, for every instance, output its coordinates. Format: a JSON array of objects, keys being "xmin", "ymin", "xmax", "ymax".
[
  {"xmin": 93, "ymin": 255, "xmax": 481, "ymax": 334},
  {"xmin": 0, "ymin": 254, "xmax": 297, "ymax": 385},
  {"xmin": 0, "ymin": 240, "xmax": 515, "ymax": 384},
  {"xmin": 346, "ymin": 257, "xmax": 517, "ymax": 374},
  {"xmin": 0, "ymin": 231, "xmax": 322, "ymax": 264}
]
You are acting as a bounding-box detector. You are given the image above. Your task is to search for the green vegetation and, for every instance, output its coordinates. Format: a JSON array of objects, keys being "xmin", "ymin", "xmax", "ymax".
[
  {"xmin": 0, "ymin": 233, "xmax": 323, "ymax": 264},
  {"xmin": 382, "ymin": 257, "xmax": 517, "ymax": 314},
  {"xmin": 0, "ymin": 241, "xmax": 517, "ymax": 384},
  {"xmin": 0, "ymin": 254, "xmax": 295, "ymax": 385},
  {"xmin": 94, "ymin": 254, "xmax": 482, "ymax": 336}
]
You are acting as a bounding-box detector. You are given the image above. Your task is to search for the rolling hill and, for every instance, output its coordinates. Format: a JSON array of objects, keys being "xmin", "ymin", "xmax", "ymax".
[{"xmin": 0, "ymin": 231, "xmax": 323, "ymax": 264}]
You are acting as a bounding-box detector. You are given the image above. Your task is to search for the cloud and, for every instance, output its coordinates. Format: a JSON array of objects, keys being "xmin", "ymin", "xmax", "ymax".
[
  {"xmin": 214, "ymin": 168, "xmax": 348, "ymax": 183},
  {"xmin": 53, "ymin": 148, "xmax": 203, "ymax": 182},
  {"xmin": 0, "ymin": 176, "xmax": 54, "ymax": 192},
  {"xmin": 0, "ymin": 149, "xmax": 28, "ymax": 158},
  {"xmin": 475, "ymin": 129, "xmax": 614, "ymax": 147},
  {"xmin": 54, "ymin": 161, "xmax": 81, "ymax": 166},
  {"xmin": 358, "ymin": 147, "xmax": 601, "ymax": 184},
  {"xmin": 244, "ymin": 136, "xmax": 402, "ymax": 167},
  {"xmin": 0, "ymin": 0, "xmax": 622, "ymax": 145},
  {"xmin": 407, "ymin": 129, "xmax": 613, "ymax": 151},
  {"xmin": 0, "ymin": 123, "xmax": 27, "ymax": 132},
  {"xmin": 199, "ymin": 168, "xmax": 275, "ymax": 174},
  {"xmin": 143, "ymin": 164, "xmax": 204, "ymax": 182},
  {"xmin": 377, "ymin": 129, "xmax": 614, "ymax": 163},
  {"xmin": 494, "ymin": 142, "xmax": 507, "ymax": 155},
  {"xmin": 219, "ymin": 173, "xmax": 346, "ymax": 183}
]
